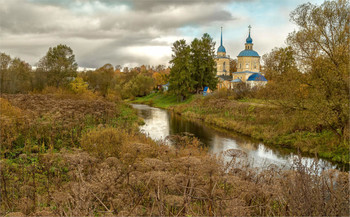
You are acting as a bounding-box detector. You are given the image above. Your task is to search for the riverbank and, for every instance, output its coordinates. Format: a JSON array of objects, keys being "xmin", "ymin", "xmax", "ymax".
[
  {"xmin": 132, "ymin": 92, "xmax": 349, "ymax": 165},
  {"xmin": 131, "ymin": 92, "xmax": 194, "ymax": 109}
]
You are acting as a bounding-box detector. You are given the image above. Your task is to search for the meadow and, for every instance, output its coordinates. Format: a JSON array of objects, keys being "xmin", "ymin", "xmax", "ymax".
[{"xmin": 1, "ymin": 93, "xmax": 348, "ymax": 216}]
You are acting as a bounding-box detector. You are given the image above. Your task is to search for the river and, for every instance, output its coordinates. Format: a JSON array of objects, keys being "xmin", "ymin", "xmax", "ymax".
[{"xmin": 131, "ymin": 104, "xmax": 338, "ymax": 170}]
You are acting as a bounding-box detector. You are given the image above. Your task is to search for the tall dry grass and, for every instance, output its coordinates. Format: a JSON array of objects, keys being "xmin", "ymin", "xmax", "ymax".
[
  {"xmin": 2, "ymin": 135, "xmax": 348, "ymax": 216},
  {"xmin": 0, "ymin": 94, "xmax": 348, "ymax": 216},
  {"xmin": 0, "ymin": 94, "xmax": 134, "ymax": 156}
]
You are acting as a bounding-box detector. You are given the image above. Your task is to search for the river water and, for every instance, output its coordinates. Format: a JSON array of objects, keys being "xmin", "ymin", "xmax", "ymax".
[{"xmin": 132, "ymin": 104, "xmax": 338, "ymax": 170}]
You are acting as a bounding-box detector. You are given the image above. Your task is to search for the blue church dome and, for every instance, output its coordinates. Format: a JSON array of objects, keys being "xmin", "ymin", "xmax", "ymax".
[
  {"xmin": 237, "ymin": 49, "xmax": 260, "ymax": 57},
  {"xmin": 217, "ymin": 45, "xmax": 226, "ymax": 53},
  {"xmin": 247, "ymin": 73, "xmax": 267, "ymax": 81},
  {"xmin": 246, "ymin": 25, "xmax": 253, "ymax": 44},
  {"xmin": 246, "ymin": 34, "xmax": 253, "ymax": 44}
]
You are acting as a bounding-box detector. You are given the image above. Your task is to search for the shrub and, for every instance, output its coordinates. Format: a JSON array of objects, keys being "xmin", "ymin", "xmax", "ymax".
[
  {"xmin": 80, "ymin": 127, "xmax": 129, "ymax": 158},
  {"xmin": 69, "ymin": 77, "xmax": 88, "ymax": 94},
  {"xmin": 0, "ymin": 94, "xmax": 123, "ymax": 156},
  {"xmin": 0, "ymin": 98, "xmax": 23, "ymax": 117}
]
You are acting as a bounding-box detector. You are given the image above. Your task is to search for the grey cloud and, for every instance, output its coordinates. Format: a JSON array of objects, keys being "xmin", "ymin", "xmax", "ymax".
[
  {"xmin": 0, "ymin": 0, "xmax": 239, "ymax": 68},
  {"xmin": 76, "ymin": 40, "xmax": 170, "ymax": 68},
  {"xmin": 28, "ymin": 0, "xmax": 241, "ymax": 11},
  {"xmin": 0, "ymin": 1, "xmax": 61, "ymax": 34},
  {"xmin": 121, "ymin": 0, "xmax": 233, "ymax": 12},
  {"xmin": 79, "ymin": 49, "xmax": 157, "ymax": 69},
  {"xmin": 1, "ymin": 0, "xmax": 234, "ymax": 37},
  {"xmin": 98, "ymin": 5, "xmax": 233, "ymax": 32}
]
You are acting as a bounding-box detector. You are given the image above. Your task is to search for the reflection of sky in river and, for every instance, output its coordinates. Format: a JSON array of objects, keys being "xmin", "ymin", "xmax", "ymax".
[
  {"xmin": 210, "ymin": 135, "xmax": 288, "ymax": 168},
  {"xmin": 131, "ymin": 104, "xmax": 336, "ymax": 170},
  {"xmin": 136, "ymin": 105, "xmax": 170, "ymax": 141}
]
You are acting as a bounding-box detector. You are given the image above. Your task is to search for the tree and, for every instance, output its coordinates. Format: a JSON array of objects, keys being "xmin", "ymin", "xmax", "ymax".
[
  {"xmin": 190, "ymin": 33, "xmax": 218, "ymax": 92},
  {"xmin": 0, "ymin": 53, "xmax": 32, "ymax": 93},
  {"xmin": 115, "ymin": 65, "xmax": 122, "ymax": 71},
  {"xmin": 123, "ymin": 67, "xmax": 129, "ymax": 73},
  {"xmin": 229, "ymin": 59, "xmax": 237, "ymax": 74},
  {"xmin": 261, "ymin": 46, "xmax": 306, "ymax": 109},
  {"xmin": 0, "ymin": 53, "xmax": 11, "ymax": 93},
  {"xmin": 8, "ymin": 58, "xmax": 32, "ymax": 93},
  {"xmin": 169, "ymin": 34, "xmax": 218, "ymax": 99},
  {"xmin": 285, "ymin": 0, "xmax": 349, "ymax": 138},
  {"xmin": 122, "ymin": 74, "xmax": 154, "ymax": 98},
  {"xmin": 155, "ymin": 65, "xmax": 166, "ymax": 72},
  {"xmin": 288, "ymin": 0, "xmax": 349, "ymax": 69},
  {"xmin": 38, "ymin": 44, "xmax": 78, "ymax": 88},
  {"xmin": 169, "ymin": 40, "xmax": 195, "ymax": 101},
  {"xmin": 69, "ymin": 77, "xmax": 89, "ymax": 94},
  {"xmin": 152, "ymin": 71, "xmax": 169, "ymax": 86},
  {"xmin": 87, "ymin": 63, "xmax": 115, "ymax": 97},
  {"xmin": 262, "ymin": 46, "xmax": 298, "ymax": 81}
]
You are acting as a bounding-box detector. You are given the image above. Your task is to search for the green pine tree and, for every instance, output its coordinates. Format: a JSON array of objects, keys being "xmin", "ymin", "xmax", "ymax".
[
  {"xmin": 169, "ymin": 40, "xmax": 196, "ymax": 101},
  {"xmin": 190, "ymin": 33, "xmax": 218, "ymax": 93}
]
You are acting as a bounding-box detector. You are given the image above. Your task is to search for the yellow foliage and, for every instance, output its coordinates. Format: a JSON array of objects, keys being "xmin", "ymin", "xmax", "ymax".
[
  {"xmin": 297, "ymin": 84, "xmax": 309, "ymax": 98},
  {"xmin": 40, "ymin": 80, "xmax": 98, "ymax": 100},
  {"xmin": 152, "ymin": 71, "xmax": 168, "ymax": 86},
  {"xmin": 69, "ymin": 77, "xmax": 89, "ymax": 94},
  {"xmin": 105, "ymin": 90, "xmax": 121, "ymax": 102},
  {"xmin": 81, "ymin": 127, "xmax": 130, "ymax": 158},
  {"xmin": 0, "ymin": 98, "xmax": 23, "ymax": 118},
  {"xmin": 0, "ymin": 98, "xmax": 24, "ymax": 150},
  {"xmin": 69, "ymin": 78, "xmax": 98, "ymax": 100}
]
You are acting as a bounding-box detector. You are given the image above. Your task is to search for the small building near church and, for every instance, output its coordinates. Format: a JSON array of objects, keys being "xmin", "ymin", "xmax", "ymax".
[
  {"xmin": 246, "ymin": 73, "xmax": 267, "ymax": 88},
  {"xmin": 162, "ymin": 83, "xmax": 169, "ymax": 91},
  {"xmin": 217, "ymin": 75, "xmax": 232, "ymax": 89}
]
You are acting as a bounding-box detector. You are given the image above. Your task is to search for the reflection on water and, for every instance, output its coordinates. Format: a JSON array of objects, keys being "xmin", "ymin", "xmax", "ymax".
[
  {"xmin": 132, "ymin": 104, "xmax": 336, "ymax": 170},
  {"xmin": 138, "ymin": 106, "xmax": 170, "ymax": 141}
]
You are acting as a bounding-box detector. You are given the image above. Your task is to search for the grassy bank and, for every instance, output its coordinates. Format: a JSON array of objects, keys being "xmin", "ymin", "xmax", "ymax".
[
  {"xmin": 132, "ymin": 92, "xmax": 349, "ymax": 165},
  {"xmin": 173, "ymin": 95, "xmax": 349, "ymax": 164},
  {"xmin": 131, "ymin": 92, "xmax": 194, "ymax": 109}
]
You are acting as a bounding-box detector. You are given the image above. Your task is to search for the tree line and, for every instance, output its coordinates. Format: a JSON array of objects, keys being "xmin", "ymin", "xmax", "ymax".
[
  {"xmin": 0, "ymin": 33, "xmax": 219, "ymax": 101},
  {"xmin": 0, "ymin": 46, "xmax": 170, "ymax": 99}
]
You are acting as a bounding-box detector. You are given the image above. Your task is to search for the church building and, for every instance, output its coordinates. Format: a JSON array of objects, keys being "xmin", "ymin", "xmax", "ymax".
[
  {"xmin": 215, "ymin": 27, "xmax": 230, "ymax": 76},
  {"xmin": 215, "ymin": 26, "xmax": 267, "ymax": 89}
]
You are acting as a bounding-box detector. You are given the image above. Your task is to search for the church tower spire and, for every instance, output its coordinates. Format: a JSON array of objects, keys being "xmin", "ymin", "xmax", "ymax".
[
  {"xmin": 220, "ymin": 26, "xmax": 223, "ymax": 46},
  {"xmin": 217, "ymin": 26, "xmax": 226, "ymax": 56},
  {"xmin": 248, "ymin": 25, "xmax": 251, "ymax": 39},
  {"xmin": 215, "ymin": 26, "xmax": 230, "ymax": 76}
]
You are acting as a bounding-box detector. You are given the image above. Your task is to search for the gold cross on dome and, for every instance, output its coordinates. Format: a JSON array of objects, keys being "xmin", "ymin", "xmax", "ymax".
[{"xmin": 248, "ymin": 25, "xmax": 251, "ymax": 33}]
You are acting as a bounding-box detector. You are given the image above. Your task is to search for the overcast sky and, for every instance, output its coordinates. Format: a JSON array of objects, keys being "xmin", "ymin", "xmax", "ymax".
[{"xmin": 0, "ymin": 0, "xmax": 324, "ymax": 69}]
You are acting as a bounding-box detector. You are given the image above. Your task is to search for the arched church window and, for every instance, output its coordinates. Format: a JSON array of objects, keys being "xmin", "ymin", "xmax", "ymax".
[
  {"xmin": 223, "ymin": 62, "xmax": 226, "ymax": 71},
  {"xmin": 246, "ymin": 63, "xmax": 249, "ymax": 69}
]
